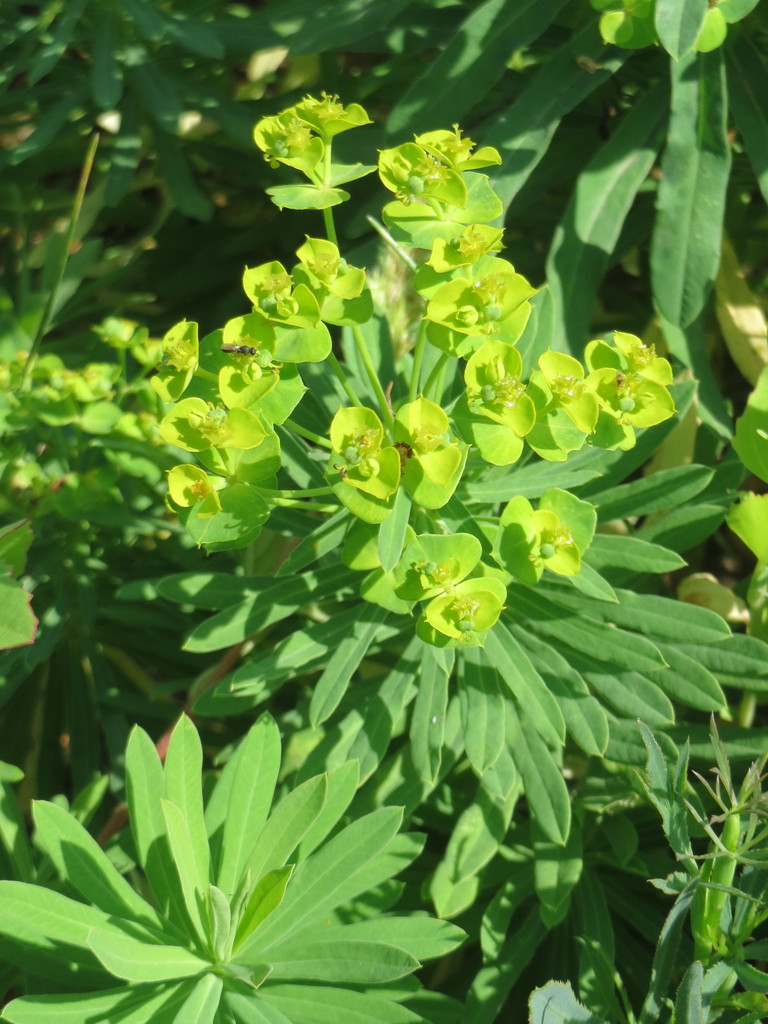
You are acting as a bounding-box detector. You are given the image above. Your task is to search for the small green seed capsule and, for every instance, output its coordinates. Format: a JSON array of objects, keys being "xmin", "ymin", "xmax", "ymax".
[
  {"xmin": 540, "ymin": 542, "xmax": 556, "ymax": 559},
  {"xmin": 483, "ymin": 303, "xmax": 502, "ymax": 322},
  {"xmin": 343, "ymin": 446, "xmax": 361, "ymax": 465},
  {"xmin": 480, "ymin": 384, "xmax": 497, "ymax": 403},
  {"xmin": 458, "ymin": 618, "xmax": 474, "ymax": 632},
  {"xmin": 407, "ymin": 175, "xmax": 425, "ymax": 196},
  {"xmin": 618, "ymin": 396, "xmax": 636, "ymax": 413}
]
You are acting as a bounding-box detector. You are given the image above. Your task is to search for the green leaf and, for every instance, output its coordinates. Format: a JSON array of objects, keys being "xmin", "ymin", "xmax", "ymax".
[
  {"xmin": 386, "ymin": 0, "xmax": 568, "ymax": 136},
  {"xmin": 519, "ymin": 630, "xmax": 609, "ymax": 756},
  {"xmin": 0, "ymin": 772, "xmax": 34, "ymax": 882},
  {"xmin": 533, "ymin": 818, "xmax": 583, "ymax": 927},
  {"xmin": 0, "ymin": 580, "xmax": 36, "ymax": 649},
  {"xmin": 266, "ymin": 184, "xmax": 350, "ymax": 210},
  {"xmin": 6, "ymin": 86, "xmax": 88, "ymax": 166},
  {"xmin": 458, "ymin": 648, "xmax": 506, "ymax": 774},
  {"xmin": 154, "ymin": 129, "xmax": 213, "ymax": 220},
  {"xmin": 243, "ymin": 774, "xmax": 327, "ymax": 881},
  {"xmin": 484, "ymin": 623, "xmax": 565, "ymax": 746},
  {"xmin": 431, "ymin": 784, "xmax": 517, "ymax": 918},
  {"xmin": 655, "ymin": 0, "xmax": 708, "ymax": 60},
  {"xmin": 259, "ymin": 985, "xmax": 422, "ymax": 1024},
  {"xmin": 677, "ymin": 634, "xmax": 768, "ymax": 692},
  {"xmin": 195, "ymin": 606, "xmax": 401, "ymax": 716},
  {"xmin": 1, "ymin": 984, "xmax": 189, "ymax": 1024},
  {"xmin": 589, "ymin": 464, "xmax": 714, "ymax": 521},
  {"xmin": 235, "ymin": 806, "xmax": 403, "ymax": 959},
  {"xmin": 91, "ymin": 11, "xmax": 123, "ymax": 109},
  {"xmin": 160, "ymin": 799, "xmax": 209, "ymax": 943},
  {"xmin": 87, "ymin": 927, "xmax": 209, "ymax": 982},
  {"xmin": 506, "ymin": 704, "xmax": 570, "ymax": 844},
  {"xmin": 0, "ymin": 880, "xmax": 118, "ymax": 978},
  {"xmin": 650, "ymin": 50, "xmax": 731, "ymax": 326},
  {"xmin": 546, "ymin": 83, "xmax": 666, "ymax": 354},
  {"xmin": 125, "ymin": 727, "xmax": 190, "ymax": 930},
  {"xmin": 310, "ymin": 604, "xmax": 391, "ymax": 726},
  {"xmin": 509, "ymin": 585, "xmax": 667, "ymax": 673},
  {"xmin": 733, "ymin": 365, "xmax": 768, "ymax": 483},
  {"xmin": 181, "ymin": 565, "xmax": 354, "ymax": 650},
  {"xmin": 298, "ymin": 760, "xmax": 359, "ymax": 859},
  {"xmin": 346, "ymin": 640, "xmax": 421, "ymax": 781},
  {"xmin": 727, "ymin": 32, "xmax": 768, "ymax": 205},
  {"xmin": 261, "ymin": 937, "xmax": 419, "ymax": 983},
  {"xmin": 234, "ymin": 866, "xmax": 293, "ymax": 949},
  {"xmin": 638, "ymin": 879, "xmax": 699, "ymax": 1024},
  {"xmin": 675, "ymin": 961, "xmax": 705, "ymax": 1023},
  {"xmin": 172, "ymin": 973, "xmax": 224, "ymax": 1023},
  {"xmin": 378, "ymin": 486, "xmax": 412, "ymax": 573},
  {"xmin": 276, "ymin": 511, "xmax": 350, "ymax": 577},
  {"xmin": 293, "ymin": 916, "xmax": 465, "ymax": 963},
  {"xmin": 543, "ymin": 581, "xmax": 730, "ymax": 644},
  {"xmin": 410, "ymin": 646, "xmax": 452, "ymax": 784},
  {"xmin": 466, "ymin": 906, "xmax": 547, "ymax": 1024},
  {"xmin": 529, "ymin": 980, "xmax": 608, "ymax": 1024},
  {"xmin": 31, "ymin": 801, "xmax": 169, "ymax": 935},
  {"xmin": 646, "ymin": 644, "xmax": 726, "ymax": 711},
  {"xmin": 484, "ymin": 23, "xmax": 627, "ymax": 209},
  {"xmin": 574, "ymin": 659, "xmax": 675, "ymax": 727},
  {"xmin": 210, "ymin": 714, "xmax": 282, "ymax": 897},
  {"xmin": 164, "ymin": 715, "xmax": 210, "ymax": 890},
  {"xmin": 585, "ymin": 534, "xmax": 685, "ymax": 574}
]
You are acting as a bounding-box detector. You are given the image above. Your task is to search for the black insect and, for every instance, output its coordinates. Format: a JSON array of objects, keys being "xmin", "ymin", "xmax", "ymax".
[{"xmin": 221, "ymin": 344, "xmax": 259, "ymax": 356}]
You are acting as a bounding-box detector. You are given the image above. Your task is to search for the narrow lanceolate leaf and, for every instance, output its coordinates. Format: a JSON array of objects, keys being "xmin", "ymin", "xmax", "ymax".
[
  {"xmin": 386, "ymin": 0, "xmax": 568, "ymax": 135},
  {"xmin": 675, "ymin": 961, "xmax": 705, "ymax": 1023},
  {"xmin": 727, "ymin": 32, "xmax": 768, "ymax": 205},
  {"xmin": 171, "ymin": 972, "xmax": 224, "ymax": 1024},
  {"xmin": 243, "ymin": 774, "xmax": 327, "ymax": 881},
  {"xmin": 547, "ymin": 84, "xmax": 666, "ymax": 354},
  {"xmin": 87, "ymin": 927, "xmax": 209, "ymax": 982},
  {"xmin": 651, "ymin": 50, "xmax": 731, "ymax": 327},
  {"xmin": 164, "ymin": 715, "xmax": 210, "ymax": 888},
  {"xmin": 297, "ymin": 760, "xmax": 359, "ymax": 860},
  {"xmin": 235, "ymin": 806, "xmax": 403, "ymax": 959},
  {"xmin": 31, "ymin": 801, "xmax": 169, "ymax": 936},
  {"xmin": 484, "ymin": 623, "xmax": 565, "ymax": 746},
  {"xmin": 234, "ymin": 866, "xmax": 293, "ymax": 950},
  {"xmin": 160, "ymin": 799, "xmax": 209, "ymax": 944},
  {"xmin": 211, "ymin": 713, "xmax": 281, "ymax": 898},
  {"xmin": 639, "ymin": 879, "xmax": 699, "ymax": 1024},
  {"xmin": 259, "ymin": 985, "xmax": 422, "ymax": 1024},
  {"xmin": 484, "ymin": 23, "xmax": 627, "ymax": 210},
  {"xmin": 0, "ymin": 775, "xmax": 35, "ymax": 882},
  {"xmin": 1, "ymin": 984, "xmax": 189, "ymax": 1024},
  {"xmin": 410, "ymin": 646, "xmax": 452, "ymax": 784},
  {"xmin": 287, "ymin": 916, "xmax": 465, "ymax": 963},
  {"xmin": 310, "ymin": 604, "xmax": 390, "ymax": 726},
  {"xmin": 125, "ymin": 728, "xmax": 190, "ymax": 933},
  {"xmin": 588, "ymin": 464, "xmax": 713, "ymax": 521},
  {"xmin": 378, "ymin": 486, "xmax": 412, "ymax": 572},
  {"xmin": 655, "ymin": 0, "xmax": 708, "ymax": 60},
  {"xmin": 259, "ymin": 937, "xmax": 419, "ymax": 983},
  {"xmin": 506, "ymin": 704, "xmax": 570, "ymax": 845},
  {"xmin": 459, "ymin": 648, "xmax": 506, "ymax": 774}
]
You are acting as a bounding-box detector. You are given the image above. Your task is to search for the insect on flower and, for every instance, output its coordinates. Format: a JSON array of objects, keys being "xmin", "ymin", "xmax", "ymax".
[{"xmin": 221, "ymin": 344, "xmax": 259, "ymax": 356}]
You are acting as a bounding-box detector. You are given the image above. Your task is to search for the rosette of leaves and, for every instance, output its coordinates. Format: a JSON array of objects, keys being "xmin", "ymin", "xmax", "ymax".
[{"xmin": 0, "ymin": 714, "xmax": 464, "ymax": 1023}]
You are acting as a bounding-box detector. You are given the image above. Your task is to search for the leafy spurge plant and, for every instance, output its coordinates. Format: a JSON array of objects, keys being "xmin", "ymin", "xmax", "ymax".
[
  {"xmin": 152, "ymin": 94, "xmax": 677, "ymax": 650},
  {"xmin": 0, "ymin": 714, "xmax": 463, "ymax": 1023}
]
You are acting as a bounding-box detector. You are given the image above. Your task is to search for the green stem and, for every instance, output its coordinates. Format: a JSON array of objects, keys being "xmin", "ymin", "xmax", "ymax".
[
  {"xmin": 328, "ymin": 352, "xmax": 363, "ymax": 407},
  {"xmin": 20, "ymin": 133, "xmax": 100, "ymax": 390},
  {"xmin": 735, "ymin": 691, "xmax": 756, "ymax": 728},
  {"xmin": 257, "ymin": 486, "xmax": 335, "ymax": 499},
  {"xmin": 195, "ymin": 368, "xmax": 219, "ymax": 384},
  {"xmin": 350, "ymin": 324, "xmax": 395, "ymax": 431},
  {"xmin": 321, "ymin": 142, "xmax": 339, "ymax": 246},
  {"xmin": 409, "ymin": 320, "xmax": 428, "ymax": 401},
  {"xmin": 284, "ymin": 419, "xmax": 333, "ymax": 449},
  {"xmin": 423, "ymin": 353, "xmax": 449, "ymax": 401},
  {"xmin": 264, "ymin": 498, "xmax": 337, "ymax": 512},
  {"xmin": 365, "ymin": 215, "xmax": 418, "ymax": 272}
]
